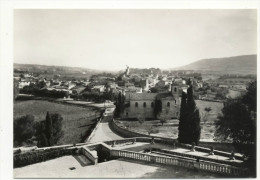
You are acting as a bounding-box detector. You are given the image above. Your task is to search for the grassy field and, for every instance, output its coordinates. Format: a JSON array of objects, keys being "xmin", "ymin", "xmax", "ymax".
[
  {"xmin": 116, "ymin": 100, "xmax": 224, "ymax": 142},
  {"xmin": 14, "ymin": 100, "xmax": 101, "ymax": 145}
]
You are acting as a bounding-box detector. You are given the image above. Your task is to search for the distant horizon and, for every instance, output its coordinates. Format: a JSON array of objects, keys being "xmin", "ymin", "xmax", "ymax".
[
  {"xmin": 14, "ymin": 53, "xmax": 257, "ymax": 72},
  {"xmin": 14, "ymin": 9, "xmax": 257, "ymax": 71}
]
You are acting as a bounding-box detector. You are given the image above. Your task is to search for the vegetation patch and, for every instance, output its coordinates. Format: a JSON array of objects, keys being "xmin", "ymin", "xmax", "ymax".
[{"xmin": 14, "ymin": 100, "xmax": 101, "ymax": 147}]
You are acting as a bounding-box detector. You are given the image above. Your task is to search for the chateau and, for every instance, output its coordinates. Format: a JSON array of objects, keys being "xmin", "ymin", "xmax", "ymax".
[{"xmin": 122, "ymin": 82, "xmax": 180, "ymax": 119}]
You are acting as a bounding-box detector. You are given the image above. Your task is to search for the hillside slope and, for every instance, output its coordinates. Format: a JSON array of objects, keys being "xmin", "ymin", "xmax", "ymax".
[{"xmin": 175, "ymin": 55, "xmax": 257, "ymax": 74}]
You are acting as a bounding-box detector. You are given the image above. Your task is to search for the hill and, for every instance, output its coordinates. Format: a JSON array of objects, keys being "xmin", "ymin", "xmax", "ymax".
[
  {"xmin": 174, "ymin": 55, "xmax": 257, "ymax": 75},
  {"xmin": 13, "ymin": 63, "xmax": 116, "ymax": 80}
]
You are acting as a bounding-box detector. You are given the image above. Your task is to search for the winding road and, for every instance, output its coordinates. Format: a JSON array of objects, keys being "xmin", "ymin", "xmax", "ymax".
[{"xmin": 87, "ymin": 115, "xmax": 123, "ymax": 143}]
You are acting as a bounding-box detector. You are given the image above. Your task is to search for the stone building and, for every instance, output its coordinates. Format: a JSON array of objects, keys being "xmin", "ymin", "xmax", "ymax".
[{"xmin": 122, "ymin": 82, "xmax": 180, "ymax": 120}]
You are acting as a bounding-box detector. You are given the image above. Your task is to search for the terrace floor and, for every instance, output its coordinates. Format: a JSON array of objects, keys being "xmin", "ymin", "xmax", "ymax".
[{"xmin": 14, "ymin": 155, "xmax": 223, "ymax": 178}]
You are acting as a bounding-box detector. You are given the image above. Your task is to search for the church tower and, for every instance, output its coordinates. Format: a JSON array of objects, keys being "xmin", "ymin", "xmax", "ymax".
[{"xmin": 171, "ymin": 83, "xmax": 179, "ymax": 99}]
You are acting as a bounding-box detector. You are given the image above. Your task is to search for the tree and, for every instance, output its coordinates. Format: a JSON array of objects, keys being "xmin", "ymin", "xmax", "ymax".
[
  {"xmin": 150, "ymin": 87, "xmax": 159, "ymax": 93},
  {"xmin": 45, "ymin": 112, "xmax": 53, "ymax": 146},
  {"xmin": 186, "ymin": 85, "xmax": 201, "ymax": 145},
  {"xmin": 147, "ymin": 126, "xmax": 159, "ymax": 135},
  {"xmin": 215, "ymin": 99, "xmax": 254, "ymax": 145},
  {"xmin": 190, "ymin": 109, "xmax": 201, "ymax": 145},
  {"xmin": 35, "ymin": 121, "xmax": 48, "ymax": 147},
  {"xmin": 178, "ymin": 92, "xmax": 187, "ymax": 143},
  {"xmin": 36, "ymin": 112, "xmax": 64, "ymax": 147},
  {"xmin": 154, "ymin": 99, "xmax": 162, "ymax": 118},
  {"xmin": 178, "ymin": 85, "xmax": 201, "ymax": 145},
  {"xmin": 203, "ymin": 107, "xmax": 212, "ymax": 123},
  {"xmin": 160, "ymin": 109, "xmax": 168, "ymax": 125},
  {"xmin": 36, "ymin": 81, "xmax": 46, "ymax": 89},
  {"xmin": 242, "ymin": 81, "xmax": 256, "ymax": 112},
  {"xmin": 50, "ymin": 113, "xmax": 64, "ymax": 144},
  {"xmin": 13, "ymin": 78, "xmax": 19, "ymax": 100},
  {"xmin": 214, "ymin": 81, "xmax": 256, "ymax": 176},
  {"xmin": 160, "ymin": 118, "xmax": 167, "ymax": 126},
  {"xmin": 115, "ymin": 92, "xmax": 125, "ymax": 117},
  {"xmin": 137, "ymin": 113, "xmax": 145, "ymax": 125},
  {"xmin": 14, "ymin": 115, "xmax": 35, "ymax": 146},
  {"xmin": 20, "ymin": 73, "xmax": 25, "ymax": 78}
]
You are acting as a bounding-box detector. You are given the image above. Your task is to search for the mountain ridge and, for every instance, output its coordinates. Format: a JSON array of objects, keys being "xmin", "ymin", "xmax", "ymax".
[{"xmin": 173, "ymin": 54, "xmax": 257, "ymax": 74}]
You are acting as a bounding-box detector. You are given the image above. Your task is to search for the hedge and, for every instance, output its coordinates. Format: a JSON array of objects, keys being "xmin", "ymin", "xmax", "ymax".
[{"xmin": 14, "ymin": 148, "xmax": 77, "ymax": 168}]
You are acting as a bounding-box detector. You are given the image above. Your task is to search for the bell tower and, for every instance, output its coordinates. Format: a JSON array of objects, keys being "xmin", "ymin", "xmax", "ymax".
[{"xmin": 171, "ymin": 83, "xmax": 179, "ymax": 99}]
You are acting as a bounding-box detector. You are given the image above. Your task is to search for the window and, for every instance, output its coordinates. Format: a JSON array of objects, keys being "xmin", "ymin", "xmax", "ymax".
[
  {"xmin": 175, "ymin": 100, "xmax": 177, "ymax": 104},
  {"xmin": 135, "ymin": 102, "xmax": 138, "ymax": 107},
  {"xmin": 174, "ymin": 87, "xmax": 177, "ymax": 92},
  {"xmin": 143, "ymin": 102, "xmax": 146, "ymax": 107},
  {"xmin": 167, "ymin": 102, "xmax": 170, "ymax": 107},
  {"xmin": 126, "ymin": 112, "xmax": 128, "ymax": 117},
  {"xmin": 151, "ymin": 102, "xmax": 154, "ymax": 108}
]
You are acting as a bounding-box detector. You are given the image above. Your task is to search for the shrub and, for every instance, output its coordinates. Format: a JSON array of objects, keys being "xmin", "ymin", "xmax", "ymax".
[
  {"xmin": 13, "ymin": 148, "xmax": 76, "ymax": 168},
  {"xmin": 14, "ymin": 115, "xmax": 35, "ymax": 146}
]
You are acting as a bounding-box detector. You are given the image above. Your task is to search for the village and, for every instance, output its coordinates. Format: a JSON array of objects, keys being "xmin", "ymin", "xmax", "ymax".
[{"xmin": 14, "ymin": 65, "xmax": 255, "ymax": 103}]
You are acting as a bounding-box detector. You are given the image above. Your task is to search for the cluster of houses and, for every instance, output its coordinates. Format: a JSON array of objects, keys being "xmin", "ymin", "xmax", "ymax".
[
  {"xmin": 15, "ymin": 66, "xmax": 255, "ymax": 118},
  {"xmin": 14, "ymin": 66, "xmax": 255, "ymax": 120},
  {"xmin": 14, "ymin": 66, "xmax": 206, "ymax": 98}
]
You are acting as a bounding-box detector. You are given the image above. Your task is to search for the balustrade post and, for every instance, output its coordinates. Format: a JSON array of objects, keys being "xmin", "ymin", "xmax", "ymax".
[
  {"xmin": 151, "ymin": 137, "xmax": 155, "ymax": 144},
  {"xmin": 191, "ymin": 142, "xmax": 196, "ymax": 152},
  {"xmin": 230, "ymin": 151, "xmax": 235, "ymax": 160},
  {"xmin": 112, "ymin": 141, "xmax": 116, "ymax": 147},
  {"xmin": 209, "ymin": 146, "xmax": 214, "ymax": 155}
]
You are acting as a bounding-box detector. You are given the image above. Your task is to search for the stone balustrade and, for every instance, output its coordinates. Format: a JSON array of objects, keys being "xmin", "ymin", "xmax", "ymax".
[{"xmin": 110, "ymin": 149, "xmax": 248, "ymax": 177}]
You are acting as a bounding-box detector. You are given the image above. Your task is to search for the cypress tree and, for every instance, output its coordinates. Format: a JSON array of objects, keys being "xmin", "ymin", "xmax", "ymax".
[
  {"xmin": 191, "ymin": 109, "xmax": 201, "ymax": 145},
  {"xmin": 178, "ymin": 92, "xmax": 187, "ymax": 143},
  {"xmin": 45, "ymin": 112, "xmax": 53, "ymax": 146},
  {"xmin": 115, "ymin": 92, "xmax": 122, "ymax": 117},
  {"xmin": 186, "ymin": 85, "xmax": 201, "ymax": 145}
]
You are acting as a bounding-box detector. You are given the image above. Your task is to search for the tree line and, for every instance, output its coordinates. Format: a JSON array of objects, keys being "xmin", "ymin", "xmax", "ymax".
[{"xmin": 20, "ymin": 83, "xmax": 68, "ymax": 99}]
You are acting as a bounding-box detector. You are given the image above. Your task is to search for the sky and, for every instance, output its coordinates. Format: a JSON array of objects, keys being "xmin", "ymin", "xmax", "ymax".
[{"xmin": 14, "ymin": 9, "xmax": 257, "ymax": 71}]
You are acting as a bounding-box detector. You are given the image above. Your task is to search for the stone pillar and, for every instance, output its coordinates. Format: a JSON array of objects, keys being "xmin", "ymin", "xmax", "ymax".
[
  {"xmin": 151, "ymin": 137, "xmax": 155, "ymax": 144},
  {"xmin": 191, "ymin": 142, "xmax": 196, "ymax": 152},
  {"xmin": 230, "ymin": 151, "xmax": 235, "ymax": 160},
  {"xmin": 173, "ymin": 142, "xmax": 176, "ymax": 149},
  {"xmin": 112, "ymin": 141, "xmax": 116, "ymax": 147},
  {"xmin": 150, "ymin": 156, "xmax": 156, "ymax": 163},
  {"xmin": 209, "ymin": 146, "xmax": 214, "ymax": 155}
]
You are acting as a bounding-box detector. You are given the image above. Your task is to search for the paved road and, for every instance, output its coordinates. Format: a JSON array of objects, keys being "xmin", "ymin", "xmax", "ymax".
[{"xmin": 87, "ymin": 115, "xmax": 123, "ymax": 143}]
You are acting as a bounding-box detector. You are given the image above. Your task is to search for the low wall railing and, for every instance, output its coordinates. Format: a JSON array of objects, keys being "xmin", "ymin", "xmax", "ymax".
[{"xmin": 110, "ymin": 149, "xmax": 248, "ymax": 177}]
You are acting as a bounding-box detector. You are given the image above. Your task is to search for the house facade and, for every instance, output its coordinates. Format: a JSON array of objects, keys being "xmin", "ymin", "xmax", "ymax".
[{"xmin": 122, "ymin": 83, "xmax": 180, "ymax": 120}]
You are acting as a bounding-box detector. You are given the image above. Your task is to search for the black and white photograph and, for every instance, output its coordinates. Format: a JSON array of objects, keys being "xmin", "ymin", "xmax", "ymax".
[{"xmin": 0, "ymin": 1, "xmax": 258, "ymax": 179}]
